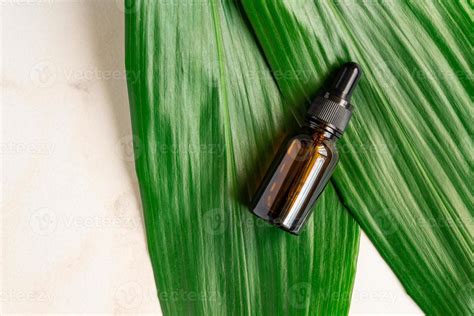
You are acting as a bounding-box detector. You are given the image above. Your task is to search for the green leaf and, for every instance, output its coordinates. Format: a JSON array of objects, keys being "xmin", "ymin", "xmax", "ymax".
[
  {"xmin": 241, "ymin": 0, "xmax": 472, "ymax": 314},
  {"xmin": 125, "ymin": 1, "xmax": 360, "ymax": 315}
]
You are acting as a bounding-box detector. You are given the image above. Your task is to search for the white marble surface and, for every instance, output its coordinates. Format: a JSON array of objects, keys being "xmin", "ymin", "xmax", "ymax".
[{"xmin": 1, "ymin": 1, "xmax": 422, "ymax": 314}]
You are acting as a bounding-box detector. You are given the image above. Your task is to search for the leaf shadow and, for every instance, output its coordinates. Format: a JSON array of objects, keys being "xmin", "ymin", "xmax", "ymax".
[{"xmin": 81, "ymin": 0, "xmax": 146, "ymax": 237}]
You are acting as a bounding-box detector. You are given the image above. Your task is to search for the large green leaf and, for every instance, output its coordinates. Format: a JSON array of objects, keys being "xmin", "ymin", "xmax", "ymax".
[
  {"xmin": 241, "ymin": 1, "xmax": 472, "ymax": 314},
  {"xmin": 125, "ymin": 1, "xmax": 360, "ymax": 315}
]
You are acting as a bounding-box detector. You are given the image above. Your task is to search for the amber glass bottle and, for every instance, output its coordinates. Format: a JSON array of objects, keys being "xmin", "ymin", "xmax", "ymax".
[{"xmin": 250, "ymin": 63, "xmax": 362, "ymax": 235}]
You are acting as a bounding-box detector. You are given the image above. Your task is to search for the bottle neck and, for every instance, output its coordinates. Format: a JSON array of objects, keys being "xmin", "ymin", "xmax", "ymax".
[{"xmin": 305, "ymin": 119, "xmax": 340, "ymax": 141}]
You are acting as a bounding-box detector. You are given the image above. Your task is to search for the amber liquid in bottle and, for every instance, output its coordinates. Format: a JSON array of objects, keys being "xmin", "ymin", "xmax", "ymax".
[
  {"xmin": 251, "ymin": 125, "xmax": 339, "ymax": 234},
  {"xmin": 250, "ymin": 63, "xmax": 362, "ymax": 234}
]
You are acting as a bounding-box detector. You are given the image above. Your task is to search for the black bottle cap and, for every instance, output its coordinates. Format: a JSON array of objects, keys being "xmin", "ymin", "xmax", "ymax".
[
  {"xmin": 307, "ymin": 62, "xmax": 362, "ymax": 136},
  {"xmin": 328, "ymin": 62, "xmax": 361, "ymax": 101}
]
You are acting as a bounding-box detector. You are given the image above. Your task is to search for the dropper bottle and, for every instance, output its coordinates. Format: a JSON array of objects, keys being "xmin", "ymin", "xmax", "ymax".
[{"xmin": 250, "ymin": 62, "xmax": 362, "ymax": 235}]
